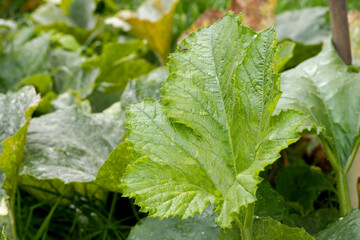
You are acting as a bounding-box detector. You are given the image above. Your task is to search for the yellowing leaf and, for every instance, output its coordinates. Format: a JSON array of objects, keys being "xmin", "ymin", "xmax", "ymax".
[{"xmin": 118, "ymin": 0, "xmax": 178, "ymax": 63}]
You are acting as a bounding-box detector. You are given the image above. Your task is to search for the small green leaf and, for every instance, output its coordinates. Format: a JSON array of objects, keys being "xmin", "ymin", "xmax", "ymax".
[
  {"xmin": 277, "ymin": 40, "xmax": 295, "ymax": 72},
  {"xmin": 316, "ymin": 209, "xmax": 360, "ymax": 240},
  {"xmin": 17, "ymin": 74, "xmax": 53, "ymax": 94},
  {"xmin": 122, "ymin": 14, "xmax": 305, "ymax": 227}
]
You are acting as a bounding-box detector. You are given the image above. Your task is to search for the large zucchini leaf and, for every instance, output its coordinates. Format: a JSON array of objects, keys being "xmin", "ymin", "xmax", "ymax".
[
  {"xmin": 275, "ymin": 42, "xmax": 360, "ymax": 174},
  {"xmin": 0, "ymin": 86, "xmax": 39, "ymax": 237},
  {"xmin": 21, "ymin": 106, "xmax": 124, "ymax": 184},
  {"xmin": 122, "ymin": 14, "xmax": 304, "ymax": 227}
]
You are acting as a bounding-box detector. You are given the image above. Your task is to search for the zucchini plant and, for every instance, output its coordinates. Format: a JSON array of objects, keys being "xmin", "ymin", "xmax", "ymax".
[
  {"xmin": 121, "ymin": 13, "xmax": 307, "ymax": 239},
  {"xmin": 120, "ymin": 12, "xmax": 360, "ymax": 238}
]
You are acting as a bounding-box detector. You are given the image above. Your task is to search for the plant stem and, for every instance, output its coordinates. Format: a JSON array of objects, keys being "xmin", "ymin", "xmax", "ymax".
[
  {"xmin": 235, "ymin": 203, "xmax": 255, "ymax": 240},
  {"xmin": 337, "ymin": 170, "xmax": 352, "ymax": 216}
]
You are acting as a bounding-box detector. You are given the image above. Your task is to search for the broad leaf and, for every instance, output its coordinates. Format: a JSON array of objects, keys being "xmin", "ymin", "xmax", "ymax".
[
  {"xmin": 0, "ymin": 86, "xmax": 39, "ymax": 197},
  {"xmin": 275, "ymin": 7, "xmax": 330, "ymax": 45},
  {"xmin": 275, "ymin": 166, "xmax": 334, "ymax": 215},
  {"xmin": 49, "ymin": 49, "xmax": 99, "ymax": 97},
  {"xmin": 219, "ymin": 216, "xmax": 314, "ymax": 240},
  {"xmin": 275, "ymin": 42, "xmax": 360, "ymax": 173},
  {"xmin": 96, "ymin": 67, "xmax": 168, "ymax": 192},
  {"xmin": 118, "ymin": 0, "xmax": 178, "ymax": 63},
  {"xmin": 0, "ymin": 35, "xmax": 50, "ymax": 93},
  {"xmin": 85, "ymin": 40, "xmax": 155, "ymax": 111},
  {"xmin": 122, "ymin": 14, "xmax": 305, "ymax": 227},
  {"xmin": 316, "ymin": 209, "xmax": 360, "ymax": 240},
  {"xmin": 119, "ymin": 66, "xmax": 168, "ymax": 116},
  {"xmin": 284, "ymin": 208, "xmax": 339, "ymax": 236},
  {"xmin": 21, "ymin": 106, "xmax": 124, "ymax": 184},
  {"xmin": 68, "ymin": 0, "xmax": 96, "ymax": 30},
  {"xmin": 255, "ymin": 181, "xmax": 285, "ymax": 221},
  {"xmin": 0, "ymin": 87, "xmax": 39, "ymax": 237},
  {"xmin": 128, "ymin": 205, "xmax": 220, "ymax": 240}
]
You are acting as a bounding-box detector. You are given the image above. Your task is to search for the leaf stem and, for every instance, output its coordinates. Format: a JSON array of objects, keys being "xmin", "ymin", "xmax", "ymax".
[
  {"xmin": 235, "ymin": 203, "xmax": 255, "ymax": 240},
  {"xmin": 337, "ymin": 170, "xmax": 352, "ymax": 216},
  {"xmin": 320, "ymin": 136, "xmax": 353, "ymax": 216}
]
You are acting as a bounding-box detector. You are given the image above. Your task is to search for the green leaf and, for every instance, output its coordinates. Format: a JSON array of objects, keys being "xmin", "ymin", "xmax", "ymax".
[
  {"xmin": 118, "ymin": 0, "xmax": 178, "ymax": 63},
  {"xmin": 219, "ymin": 217, "xmax": 314, "ymax": 240},
  {"xmin": 128, "ymin": 205, "xmax": 220, "ymax": 240},
  {"xmin": 21, "ymin": 106, "xmax": 124, "ymax": 184},
  {"xmin": 35, "ymin": 22, "xmax": 92, "ymax": 44},
  {"xmin": 50, "ymin": 91, "xmax": 90, "ymax": 111},
  {"xmin": 17, "ymin": 74, "xmax": 53, "ymax": 95},
  {"xmin": 252, "ymin": 217, "xmax": 314, "ymax": 240},
  {"xmin": 275, "ymin": 166, "xmax": 334, "ymax": 215},
  {"xmin": 277, "ymin": 40, "xmax": 295, "ymax": 72},
  {"xmin": 119, "ymin": 66, "xmax": 168, "ymax": 115},
  {"xmin": 96, "ymin": 67, "xmax": 168, "ymax": 192},
  {"xmin": 284, "ymin": 208, "xmax": 339, "ymax": 236},
  {"xmin": 122, "ymin": 14, "xmax": 305, "ymax": 227},
  {"xmin": 49, "ymin": 49, "xmax": 99, "ymax": 97},
  {"xmin": 32, "ymin": 3, "xmax": 70, "ymax": 26},
  {"xmin": 0, "ymin": 87, "xmax": 39, "ymax": 238},
  {"xmin": 0, "ymin": 86, "xmax": 39, "ymax": 197},
  {"xmin": 275, "ymin": 42, "xmax": 360, "ymax": 173},
  {"xmin": 0, "ymin": 226, "xmax": 8, "ymax": 240},
  {"xmin": 255, "ymin": 181, "xmax": 285, "ymax": 221},
  {"xmin": 36, "ymin": 92, "xmax": 58, "ymax": 115},
  {"xmin": 68, "ymin": 0, "xmax": 96, "ymax": 30},
  {"xmin": 85, "ymin": 40, "xmax": 155, "ymax": 111},
  {"xmin": 96, "ymin": 142, "xmax": 132, "ymax": 192},
  {"xmin": 316, "ymin": 209, "xmax": 360, "ymax": 240},
  {"xmin": 0, "ymin": 35, "xmax": 50, "ymax": 93},
  {"xmin": 85, "ymin": 40, "xmax": 155, "ymax": 93},
  {"xmin": 275, "ymin": 7, "xmax": 330, "ymax": 45},
  {"xmin": 281, "ymin": 41, "xmax": 322, "ymax": 70}
]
